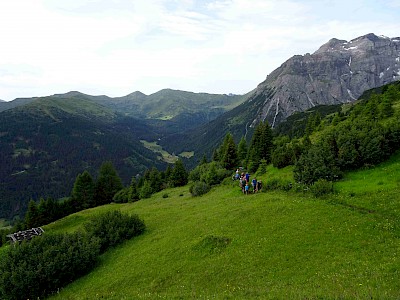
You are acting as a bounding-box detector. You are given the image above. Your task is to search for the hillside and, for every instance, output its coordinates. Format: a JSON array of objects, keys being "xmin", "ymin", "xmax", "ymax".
[
  {"xmin": 0, "ymin": 96, "xmax": 165, "ymax": 219},
  {"xmin": 36, "ymin": 151, "xmax": 400, "ymax": 299}
]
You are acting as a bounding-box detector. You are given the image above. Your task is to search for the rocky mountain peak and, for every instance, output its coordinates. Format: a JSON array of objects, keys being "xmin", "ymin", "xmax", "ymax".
[{"xmin": 248, "ymin": 33, "xmax": 400, "ymax": 127}]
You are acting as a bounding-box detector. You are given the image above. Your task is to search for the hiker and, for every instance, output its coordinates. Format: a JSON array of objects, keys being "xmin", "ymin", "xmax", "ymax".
[
  {"xmin": 257, "ymin": 180, "xmax": 262, "ymax": 192},
  {"xmin": 235, "ymin": 169, "xmax": 240, "ymax": 180},
  {"xmin": 252, "ymin": 178, "xmax": 257, "ymax": 193},
  {"xmin": 239, "ymin": 178, "xmax": 245, "ymax": 193},
  {"xmin": 245, "ymin": 172, "xmax": 250, "ymax": 183},
  {"xmin": 244, "ymin": 183, "xmax": 249, "ymax": 195}
]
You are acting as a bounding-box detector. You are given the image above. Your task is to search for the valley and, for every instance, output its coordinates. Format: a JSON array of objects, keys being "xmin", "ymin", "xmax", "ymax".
[{"xmin": 140, "ymin": 140, "xmax": 194, "ymax": 164}]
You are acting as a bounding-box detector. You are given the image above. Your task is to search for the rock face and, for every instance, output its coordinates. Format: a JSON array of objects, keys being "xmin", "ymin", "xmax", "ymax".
[{"xmin": 250, "ymin": 33, "xmax": 400, "ymax": 127}]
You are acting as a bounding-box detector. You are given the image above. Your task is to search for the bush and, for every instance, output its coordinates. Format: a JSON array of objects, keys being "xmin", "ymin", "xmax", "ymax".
[
  {"xmin": 264, "ymin": 178, "xmax": 293, "ymax": 191},
  {"xmin": 84, "ymin": 210, "xmax": 145, "ymax": 253},
  {"xmin": 190, "ymin": 161, "xmax": 231, "ymax": 186},
  {"xmin": 189, "ymin": 181, "xmax": 211, "ymax": 197},
  {"xmin": 264, "ymin": 178, "xmax": 282, "ymax": 190},
  {"xmin": 292, "ymin": 182, "xmax": 309, "ymax": 193},
  {"xmin": 162, "ymin": 193, "xmax": 169, "ymax": 198},
  {"xmin": 0, "ymin": 232, "xmax": 100, "ymax": 300},
  {"xmin": 113, "ymin": 188, "xmax": 130, "ymax": 203},
  {"xmin": 294, "ymin": 141, "xmax": 342, "ymax": 185},
  {"xmin": 310, "ymin": 179, "xmax": 334, "ymax": 197}
]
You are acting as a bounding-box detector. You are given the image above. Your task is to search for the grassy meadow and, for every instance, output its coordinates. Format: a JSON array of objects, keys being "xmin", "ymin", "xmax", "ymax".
[{"xmin": 40, "ymin": 152, "xmax": 400, "ymax": 299}]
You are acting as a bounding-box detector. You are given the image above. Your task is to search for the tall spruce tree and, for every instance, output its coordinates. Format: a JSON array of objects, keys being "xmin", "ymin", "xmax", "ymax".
[
  {"xmin": 237, "ymin": 136, "xmax": 248, "ymax": 164},
  {"xmin": 139, "ymin": 180, "xmax": 153, "ymax": 199},
  {"xmin": 220, "ymin": 133, "xmax": 238, "ymax": 170},
  {"xmin": 128, "ymin": 177, "xmax": 139, "ymax": 202},
  {"xmin": 148, "ymin": 167, "xmax": 162, "ymax": 193},
  {"xmin": 25, "ymin": 199, "xmax": 39, "ymax": 229},
  {"xmin": 170, "ymin": 159, "xmax": 188, "ymax": 187},
  {"xmin": 72, "ymin": 170, "xmax": 95, "ymax": 209},
  {"xmin": 95, "ymin": 161, "xmax": 123, "ymax": 205},
  {"xmin": 247, "ymin": 121, "xmax": 274, "ymax": 173}
]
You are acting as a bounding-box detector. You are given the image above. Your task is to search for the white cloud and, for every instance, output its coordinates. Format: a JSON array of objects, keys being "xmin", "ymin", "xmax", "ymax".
[{"xmin": 0, "ymin": 0, "xmax": 399, "ymax": 100}]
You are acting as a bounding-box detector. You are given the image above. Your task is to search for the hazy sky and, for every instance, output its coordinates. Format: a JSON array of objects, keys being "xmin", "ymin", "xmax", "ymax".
[{"xmin": 1, "ymin": 0, "xmax": 399, "ymax": 101}]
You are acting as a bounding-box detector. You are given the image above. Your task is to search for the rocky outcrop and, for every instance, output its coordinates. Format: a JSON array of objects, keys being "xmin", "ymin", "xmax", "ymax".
[{"xmin": 250, "ymin": 33, "xmax": 400, "ymax": 127}]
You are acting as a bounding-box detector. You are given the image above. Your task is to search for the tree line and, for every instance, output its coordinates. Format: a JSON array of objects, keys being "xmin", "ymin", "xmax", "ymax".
[{"xmin": 0, "ymin": 158, "xmax": 188, "ymax": 247}]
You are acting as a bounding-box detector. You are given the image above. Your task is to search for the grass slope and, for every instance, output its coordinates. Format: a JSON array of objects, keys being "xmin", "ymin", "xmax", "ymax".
[{"xmin": 40, "ymin": 154, "xmax": 400, "ymax": 299}]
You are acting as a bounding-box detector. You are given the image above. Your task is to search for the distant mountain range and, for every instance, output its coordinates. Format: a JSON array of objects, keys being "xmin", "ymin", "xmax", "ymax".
[
  {"xmin": 1, "ymin": 32, "xmax": 399, "ymax": 220},
  {"xmin": 1, "ymin": 89, "xmax": 247, "ymax": 125}
]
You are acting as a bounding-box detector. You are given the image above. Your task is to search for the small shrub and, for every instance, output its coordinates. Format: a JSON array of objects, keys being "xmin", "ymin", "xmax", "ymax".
[
  {"xmin": 189, "ymin": 181, "xmax": 211, "ymax": 197},
  {"xmin": 292, "ymin": 182, "xmax": 309, "ymax": 193},
  {"xmin": 113, "ymin": 188, "xmax": 129, "ymax": 203},
  {"xmin": 310, "ymin": 179, "xmax": 334, "ymax": 197},
  {"xmin": 179, "ymin": 193, "xmax": 184, "ymax": 197},
  {"xmin": 279, "ymin": 180, "xmax": 293, "ymax": 191},
  {"xmin": 264, "ymin": 178, "xmax": 282, "ymax": 190},
  {"xmin": 84, "ymin": 210, "xmax": 145, "ymax": 253},
  {"xmin": 162, "ymin": 193, "xmax": 169, "ymax": 198}
]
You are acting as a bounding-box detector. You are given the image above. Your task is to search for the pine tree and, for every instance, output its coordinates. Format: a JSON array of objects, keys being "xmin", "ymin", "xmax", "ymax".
[
  {"xmin": 128, "ymin": 177, "xmax": 139, "ymax": 202},
  {"xmin": 212, "ymin": 148, "xmax": 220, "ymax": 162},
  {"xmin": 148, "ymin": 167, "xmax": 162, "ymax": 193},
  {"xmin": 25, "ymin": 199, "xmax": 39, "ymax": 228},
  {"xmin": 72, "ymin": 170, "xmax": 95, "ymax": 209},
  {"xmin": 247, "ymin": 121, "xmax": 274, "ymax": 172},
  {"xmin": 237, "ymin": 136, "xmax": 248, "ymax": 163},
  {"xmin": 170, "ymin": 159, "xmax": 188, "ymax": 187},
  {"xmin": 139, "ymin": 180, "xmax": 153, "ymax": 199},
  {"xmin": 220, "ymin": 133, "xmax": 238, "ymax": 170},
  {"xmin": 200, "ymin": 154, "xmax": 208, "ymax": 165},
  {"xmin": 95, "ymin": 161, "xmax": 123, "ymax": 205}
]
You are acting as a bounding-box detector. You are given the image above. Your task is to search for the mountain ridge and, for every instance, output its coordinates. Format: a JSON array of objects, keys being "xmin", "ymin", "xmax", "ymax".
[{"xmin": 248, "ymin": 33, "xmax": 400, "ymax": 127}]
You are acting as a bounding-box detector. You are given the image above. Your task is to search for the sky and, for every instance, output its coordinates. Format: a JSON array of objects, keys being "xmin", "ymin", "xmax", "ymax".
[{"xmin": 0, "ymin": 0, "xmax": 399, "ymax": 101}]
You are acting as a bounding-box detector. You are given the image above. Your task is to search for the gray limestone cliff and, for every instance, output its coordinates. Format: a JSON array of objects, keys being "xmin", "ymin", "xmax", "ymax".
[{"xmin": 250, "ymin": 33, "xmax": 400, "ymax": 127}]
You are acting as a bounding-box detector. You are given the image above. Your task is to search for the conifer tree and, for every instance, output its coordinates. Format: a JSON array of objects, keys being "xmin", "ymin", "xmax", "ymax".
[
  {"xmin": 72, "ymin": 170, "xmax": 95, "ymax": 209},
  {"xmin": 237, "ymin": 136, "xmax": 248, "ymax": 163},
  {"xmin": 128, "ymin": 177, "xmax": 139, "ymax": 202},
  {"xmin": 95, "ymin": 161, "xmax": 123, "ymax": 205},
  {"xmin": 25, "ymin": 199, "xmax": 39, "ymax": 228},
  {"xmin": 220, "ymin": 133, "xmax": 238, "ymax": 170},
  {"xmin": 148, "ymin": 167, "xmax": 162, "ymax": 193},
  {"xmin": 200, "ymin": 154, "xmax": 208, "ymax": 165},
  {"xmin": 165, "ymin": 165, "xmax": 173, "ymax": 177},
  {"xmin": 212, "ymin": 148, "xmax": 220, "ymax": 162},
  {"xmin": 247, "ymin": 121, "xmax": 274, "ymax": 172},
  {"xmin": 170, "ymin": 158, "xmax": 188, "ymax": 187},
  {"xmin": 139, "ymin": 180, "xmax": 153, "ymax": 199}
]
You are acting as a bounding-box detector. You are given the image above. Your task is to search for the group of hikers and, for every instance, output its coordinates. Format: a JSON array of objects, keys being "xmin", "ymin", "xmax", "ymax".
[{"xmin": 233, "ymin": 169, "xmax": 262, "ymax": 195}]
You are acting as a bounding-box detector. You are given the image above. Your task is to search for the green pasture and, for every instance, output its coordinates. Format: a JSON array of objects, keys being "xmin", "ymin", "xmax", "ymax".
[{"xmin": 44, "ymin": 154, "xmax": 400, "ymax": 299}]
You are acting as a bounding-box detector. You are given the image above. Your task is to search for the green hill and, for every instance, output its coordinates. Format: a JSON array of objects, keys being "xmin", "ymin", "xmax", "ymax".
[
  {"xmin": 0, "ymin": 96, "xmax": 165, "ymax": 219},
  {"xmin": 33, "ymin": 151, "xmax": 400, "ymax": 299}
]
